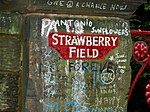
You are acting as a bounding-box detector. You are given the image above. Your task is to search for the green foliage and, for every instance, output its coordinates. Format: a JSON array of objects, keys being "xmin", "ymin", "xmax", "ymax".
[
  {"xmin": 145, "ymin": 2, "xmax": 150, "ymax": 11},
  {"xmin": 128, "ymin": 1, "xmax": 150, "ymax": 112},
  {"xmin": 129, "ymin": 2, "xmax": 150, "ymax": 30}
]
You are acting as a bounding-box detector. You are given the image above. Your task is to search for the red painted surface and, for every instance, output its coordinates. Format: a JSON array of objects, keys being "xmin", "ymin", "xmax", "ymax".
[
  {"xmin": 131, "ymin": 30, "xmax": 150, "ymax": 36},
  {"xmin": 133, "ymin": 41, "xmax": 149, "ymax": 63},
  {"xmin": 146, "ymin": 82, "xmax": 150, "ymax": 105},
  {"xmin": 128, "ymin": 59, "xmax": 149, "ymax": 100},
  {"xmin": 133, "ymin": 41, "xmax": 148, "ymax": 58},
  {"xmin": 48, "ymin": 32, "xmax": 118, "ymax": 60},
  {"xmin": 128, "ymin": 30, "xmax": 150, "ymax": 103}
]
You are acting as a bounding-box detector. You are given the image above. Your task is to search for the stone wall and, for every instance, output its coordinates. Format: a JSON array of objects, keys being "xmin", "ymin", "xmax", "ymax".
[{"xmin": 0, "ymin": 0, "xmax": 145, "ymax": 112}]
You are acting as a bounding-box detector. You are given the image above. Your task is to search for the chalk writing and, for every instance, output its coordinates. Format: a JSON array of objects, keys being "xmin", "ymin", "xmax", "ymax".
[
  {"xmin": 34, "ymin": 16, "xmax": 130, "ymax": 112},
  {"xmin": 41, "ymin": 18, "xmax": 129, "ymax": 38},
  {"xmin": 99, "ymin": 84, "xmax": 116, "ymax": 94},
  {"xmin": 91, "ymin": 26, "xmax": 129, "ymax": 36},
  {"xmin": 81, "ymin": 2, "xmax": 107, "ymax": 10},
  {"xmin": 46, "ymin": 0, "xmax": 128, "ymax": 11},
  {"xmin": 101, "ymin": 68, "xmax": 115, "ymax": 85},
  {"xmin": 41, "ymin": 18, "xmax": 92, "ymax": 36},
  {"xmin": 42, "ymin": 48, "xmax": 60, "ymax": 97},
  {"xmin": 0, "ymin": 16, "xmax": 11, "ymax": 27},
  {"xmin": 41, "ymin": 17, "xmax": 90, "ymax": 111},
  {"xmin": 110, "ymin": 4, "xmax": 128, "ymax": 11},
  {"xmin": 41, "ymin": 18, "xmax": 58, "ymax": 37},
  {"xmin": 44, "ymin": 100, "xmax": 124, "ymax": 112},
  {"xmin": 47, "ymin": 0, "xmax": 65, "ymax": 7},
  {"xmin": 108, "ymin": 50, "xmax": 127, "ymax": 83},
  {"xmin": 71, "ymin": 60, "xmax": 88, "ymax": 111},
  {"xmin": 66, "ymin": 1, "xmax": 74, "ymax": 8}
]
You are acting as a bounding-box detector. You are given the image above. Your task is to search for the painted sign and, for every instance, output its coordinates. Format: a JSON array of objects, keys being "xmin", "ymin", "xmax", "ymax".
[
  {"xmin": 48, "ymin": 32, "xmax": 118, "ymax": 60},
  {"xmin": 25, "ymin": 15, "xmax": 132, "ymax": 112}
]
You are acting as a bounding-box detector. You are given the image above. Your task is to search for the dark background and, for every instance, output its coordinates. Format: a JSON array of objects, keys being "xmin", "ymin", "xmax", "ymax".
[{"xmin": 128, "ymin": 1, "xmax": 150, "ymax": 111}]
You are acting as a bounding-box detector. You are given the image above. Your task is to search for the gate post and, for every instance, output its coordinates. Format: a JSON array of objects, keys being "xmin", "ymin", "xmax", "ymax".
[{"xmin": 0, "ymin": 0, "xmax": 145, "ymax": 112}]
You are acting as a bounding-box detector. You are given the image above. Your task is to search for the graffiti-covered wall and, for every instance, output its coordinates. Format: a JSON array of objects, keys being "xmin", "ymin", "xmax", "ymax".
[
  {"xmin": 0, "ymin": 0, "xmax": 145, "ymax": 112},
  {"xmin": 25, "ymin": 14, "xmax": 132, "ymax": 112}
]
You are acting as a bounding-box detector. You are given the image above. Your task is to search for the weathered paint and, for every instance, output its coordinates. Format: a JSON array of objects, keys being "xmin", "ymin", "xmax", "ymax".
[
  {"xmin": 0, "ymin": 0, "xmax": 145, "ymax": 18},
  {"xmin": 48, "ymin": 32, "xmax": 118, "ymax": 60},
  {"xmin": 25, "ymin": 14, "xmax": 132, "ymax": 112},
  {"xmin": 0, "ymin": 0, "xmax": 144, "ymax": 112}
]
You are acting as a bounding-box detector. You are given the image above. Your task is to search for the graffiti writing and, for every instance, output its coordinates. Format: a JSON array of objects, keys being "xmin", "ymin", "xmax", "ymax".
[
  {"xmin": 99, "ymin": 84, "xmax": 116, "ymax": 94},
  {"xmin": 69, "ymin": 61, "xmax": 117, "ymax": 86},
  {"xmin": 0, "ymin": 16, "xmax": 11, "ymax": 27},
  {"xmin": 46, "ymin": 0, "xmax": 128, "ymax": 11},
  {"xmin": 41, "ymin": 18, "xmax": 92, "ymax": 36},
  {"xmin": 45, "ymin": 100, "xmax": 124, "ymax": 112},
  {"xmin": 41, "ymin": 18, "xmax": 129, "ymax": 37},
  {"xmin": 91, "ymin": 26, "xmax": 129, "ymax": 36},
  {"xmin": 109, "ymin": 51, "xmax": 127, "ymax": 75},
  {"xmin": 36, "ymin": 16, "xmax": 130, "ymax": 112}
]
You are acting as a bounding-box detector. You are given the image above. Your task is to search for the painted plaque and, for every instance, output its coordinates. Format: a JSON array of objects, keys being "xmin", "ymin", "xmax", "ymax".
[
  {"xmin": 25, "ymin": 14, "xmax": 132, "ymax": 112},
  {"xmin": 48, "ymin": 32, "xmax": 118, "ymax": 60}
]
